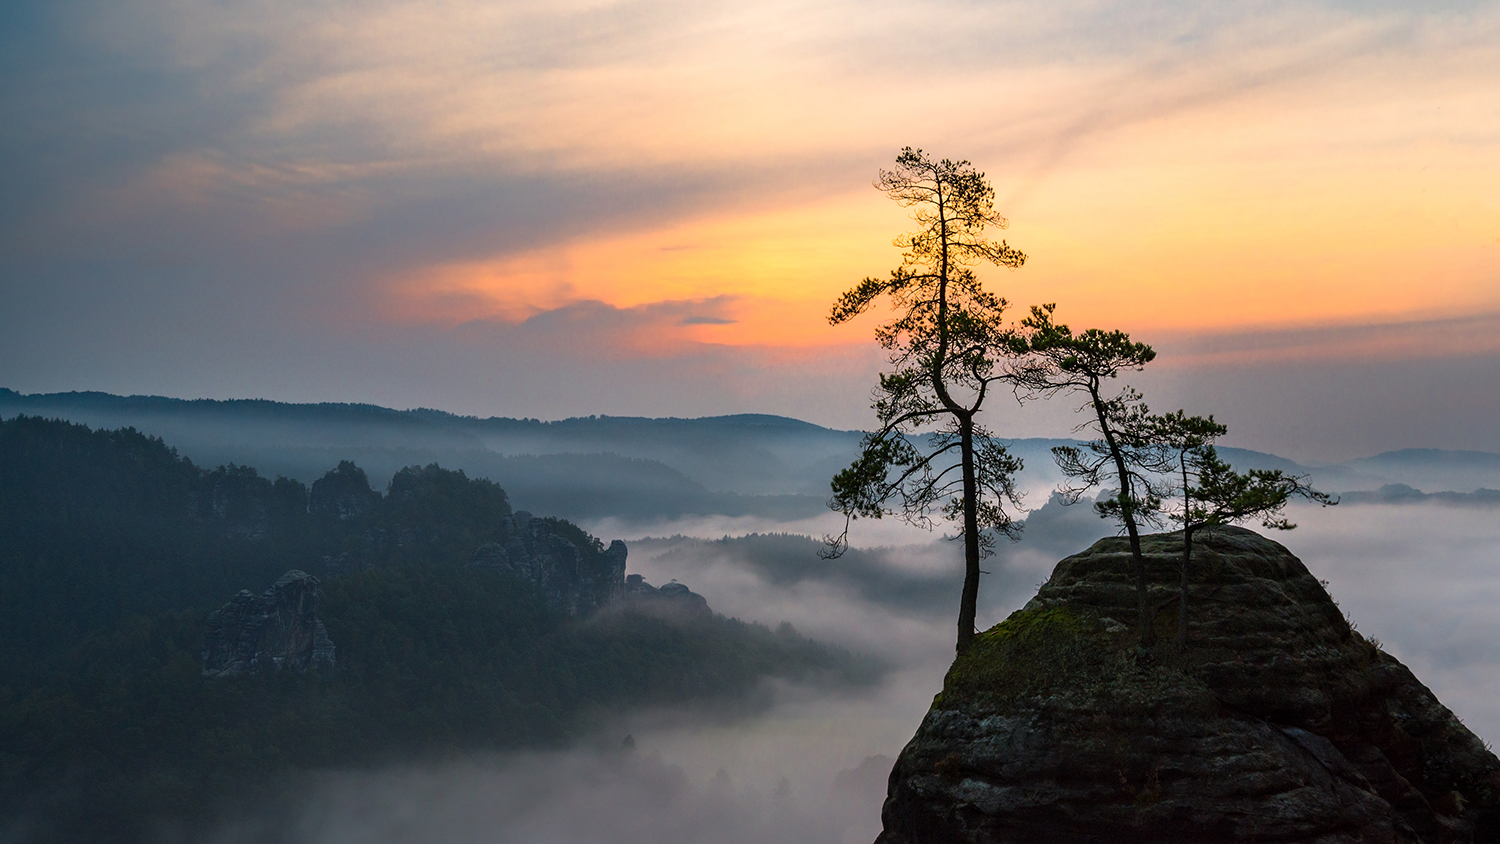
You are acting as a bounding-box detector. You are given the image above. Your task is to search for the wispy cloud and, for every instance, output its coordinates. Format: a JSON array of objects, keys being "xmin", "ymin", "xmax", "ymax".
[
  {"xmin": 3, "ymin": 0, "xmax": 1498, "ymax": 458},
  {"xmin": 1151, "ymin": 311, "xmax": 1500, "ymax": 367}
]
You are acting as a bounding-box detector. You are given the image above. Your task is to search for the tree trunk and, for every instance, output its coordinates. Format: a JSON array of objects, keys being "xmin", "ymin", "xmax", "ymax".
[
  {"xmin": 1177, "ymin": 526, "xmax": 1193, "ymax": 650},
  {"xmin": 1177, "ymin": 460, "xmax": 1191, "ymax": 651},
  {"xmin": 1092, "ymin": 385, "xmax": 1152, "ymax": 645},
  {"xmin": 956, "ymin": 419, "xmax": 980, "ymax": 654},
  {"xmin": 1123, "ymin": 501, "xmax": 1150, "ymax": 645}
]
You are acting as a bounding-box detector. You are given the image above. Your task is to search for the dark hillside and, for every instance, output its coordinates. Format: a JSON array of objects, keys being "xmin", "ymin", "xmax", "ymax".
[
  {"xmin": 0, "ymin": 389, "xmax": 484, "ymax": 452},
  {"xmin": 0, "ymin": 416, "xmax": 294, "ymax": 652},
  {"xmin": 0, "ymin": 417, "xmax": 876, "ymax": 843},
  {"xmin": 0, "ymin": 391, "xmax": 837, "ymax": 519},
  {"xmin": 0, "ymin": 390, "xmax": 863, "ymax": 499}
]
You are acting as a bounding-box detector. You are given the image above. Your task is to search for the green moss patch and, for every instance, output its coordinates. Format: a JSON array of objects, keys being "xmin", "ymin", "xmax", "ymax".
[
  {"xmin": 941, "ymin": 606, "xmax": 1109, "ymax": 709},
  {"xmin": 940, "ymin": 604, "xmax": 1215, "ymax": 717}
]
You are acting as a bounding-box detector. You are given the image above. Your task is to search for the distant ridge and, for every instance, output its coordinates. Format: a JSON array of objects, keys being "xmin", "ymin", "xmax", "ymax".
[
  {"xmin": 416, "ymin": 407, "xmax": 850, "ymax": 431},
  {"xmin": 1359, "ymin": 447, "xmax": 1500, "ymax": 461},
  {"xmin": 1336, "ymin": 483, "xmax": 1500, "ymax": 506},
  {"xmin": 0, "ymin": 388, "xmax": 849, "ymax": 433},
  {"xmin": 4, "ymin": 388, "xmax": 1497, "ymax": 503},
  {"xmin": 0, "ymin": 387, "xmax": 421, "ymax": 417},
  {"xmin": 0, "ymin": 389, "xmax": 853, "ymax": 519}
]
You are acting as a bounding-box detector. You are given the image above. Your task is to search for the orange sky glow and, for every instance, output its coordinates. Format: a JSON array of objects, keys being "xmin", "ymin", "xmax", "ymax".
[
  {"xmin": 5, "ymin": 0, "xmax": 1500, "ymax": 453},
  {"xmin": 344, "ymin": 1, "xmax": 1500, "ymax": 359}
]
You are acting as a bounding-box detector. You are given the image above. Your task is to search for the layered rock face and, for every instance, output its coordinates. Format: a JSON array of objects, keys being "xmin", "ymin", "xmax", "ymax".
[
  {"xmin": 468, "ymin": 510, "xmax": 628, "ymax": 615},
  {"xmin": 202, "ymin": 570, "xmax": 336, "ymax": 676},
  {"xmin": 880, "ymin": 527, "xmax": 1500, "ymax": 844}
]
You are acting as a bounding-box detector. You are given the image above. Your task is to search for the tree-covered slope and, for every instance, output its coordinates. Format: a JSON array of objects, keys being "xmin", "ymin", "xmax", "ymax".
[{"xmin": 0, "ymin": 416, "xmax": 874, "ymax": 843}]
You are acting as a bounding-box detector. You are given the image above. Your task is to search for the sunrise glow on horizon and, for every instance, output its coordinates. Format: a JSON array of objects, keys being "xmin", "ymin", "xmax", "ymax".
[
  {"xmin": 335, "ymin": 0, "xmax": 1500, "ymax": 354},
  {"xmin": 3, "ymin": 0, "xmax": 1499, "ymax": 456}
]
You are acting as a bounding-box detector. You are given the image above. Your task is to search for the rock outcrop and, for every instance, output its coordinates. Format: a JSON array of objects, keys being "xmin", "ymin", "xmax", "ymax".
[
  {"xmin": 202, "ymin": 570, "xmax": 336, "ymax": 676},
  {"xmin": 468, "ymin": 519, "xmax": 713, "ymax": 619},
  {"xmin": 468, "ymin": 511, "xmax": 628, "ymax": 615},
  {"xmin": 879, "ymin": 527, "xmax": 1500, "ymax": 843},
  {"xmin": 309, "ymin": 460, "xmax": 380, "ymax": 521},
  {"xmin": 618, "ymin": 573, "xmax": 713, "ymax": 619},
  {"xmin": 201, "ymin": 465, "xmax": 271, "ymax": 539}
]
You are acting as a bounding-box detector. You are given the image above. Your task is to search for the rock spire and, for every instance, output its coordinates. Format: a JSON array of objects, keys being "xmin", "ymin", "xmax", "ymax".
[{"xmin": 878, "ymin": 527, "xmax": 1500, "ymax": 843}]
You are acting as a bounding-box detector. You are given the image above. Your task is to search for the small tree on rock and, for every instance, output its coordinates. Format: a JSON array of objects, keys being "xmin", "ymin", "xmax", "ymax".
[
  {"xmin": 1012, "ymin": 304, "xmax": 1167, "ymax": 643},
  {"xmin": 1152, "ymin": 409, "xmax": 1335, "ymax": 649},
  {"xmin": 825, "ymin": 147, "xmax": 1029, "ymax": 655}
]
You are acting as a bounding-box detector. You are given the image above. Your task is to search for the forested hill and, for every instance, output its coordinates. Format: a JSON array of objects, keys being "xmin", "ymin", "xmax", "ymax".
[
  {"xmin": 0, "ymin": 416, "xmax": 873, "ymax": 843},
  {"xmin": 0, "ymin": 388, "xmax": 848, "ymax": 518},
  {"xmin": 7, "ymin": 389, "xmax": 1497, "ymax": 514},
  {"xmin": 0, "ymin": 413, "xmax": 526, "ymax": 643}
]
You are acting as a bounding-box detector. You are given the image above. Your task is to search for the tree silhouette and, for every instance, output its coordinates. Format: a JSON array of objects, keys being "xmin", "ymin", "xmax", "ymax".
[
  {"xmin": 1151, "ymin": 410, "xmax": 1334, "ymax": 649},
  {"xmin": 1013, "ymin": 304, "xmax": 1165, "ymax": 643},
  {"xmin": 825, "ymin": 147, "xmax": 1028, "ymax": 654}
]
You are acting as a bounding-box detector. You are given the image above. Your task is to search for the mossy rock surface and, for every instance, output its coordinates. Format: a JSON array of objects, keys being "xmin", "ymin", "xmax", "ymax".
[{"xmin": 879, "ymin": 527, "xmax": 1500, "ymax": 844}]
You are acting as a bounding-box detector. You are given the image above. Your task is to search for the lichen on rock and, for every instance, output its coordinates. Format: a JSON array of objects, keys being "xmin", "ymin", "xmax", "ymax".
[{"xmin": 878, "ymin": 526, "xmax": 1500, "ymax": 843}]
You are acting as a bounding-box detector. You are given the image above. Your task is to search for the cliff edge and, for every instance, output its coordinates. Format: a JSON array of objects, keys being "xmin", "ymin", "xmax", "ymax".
[{"xmin": 879, "ymin": 527, "xmax": 1500, "ymax": 843}]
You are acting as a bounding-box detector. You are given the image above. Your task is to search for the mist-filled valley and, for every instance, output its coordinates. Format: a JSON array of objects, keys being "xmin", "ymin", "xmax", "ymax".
[
  {"xmin": 4, "ymin": 388, "xmax": 1491, "ymax": 521},
  {"xmin": 177, "ymin": 499, "xmax": 1500, "ymax": 844},
  {"xmin": 6, "ymin": 0, "xmax": 1498, "ymax": 835},
  {"xmin": 4, "ymin": 391, "xmax": 1500, "ymax": 843}
]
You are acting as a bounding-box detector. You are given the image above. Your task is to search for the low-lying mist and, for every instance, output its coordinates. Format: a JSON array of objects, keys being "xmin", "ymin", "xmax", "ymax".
[
  {"xmin": 179, "ymin": 493, "xmax": 1499, "ymax": 844},
  {"xmin": 202, "ymin": 740, "xmax": 892, "ymax": 844},
  {"xmin": 1287, "ymin": 499, "xmax": 1500, "ymax": 739}
]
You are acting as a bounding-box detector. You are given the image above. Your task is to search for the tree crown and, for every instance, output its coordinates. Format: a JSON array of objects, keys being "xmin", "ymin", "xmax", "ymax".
[{"xmin": 824, "ymin": 148, "xmax": 1028, "ymax": 566}]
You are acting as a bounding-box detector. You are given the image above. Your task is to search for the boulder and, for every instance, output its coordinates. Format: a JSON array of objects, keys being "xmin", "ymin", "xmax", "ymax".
[{"xmin": 878, "ymin": 527, "xmax": 1500, "ymax": 843}]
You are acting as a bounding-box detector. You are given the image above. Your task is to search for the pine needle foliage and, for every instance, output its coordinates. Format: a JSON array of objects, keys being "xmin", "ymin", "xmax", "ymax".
[{"xmin": 826, "ymin": 148, "xmax": 1028, "ymax": 654}]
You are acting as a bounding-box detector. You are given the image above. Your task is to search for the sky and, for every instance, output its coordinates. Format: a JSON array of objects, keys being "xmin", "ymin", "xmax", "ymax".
[{"xmin": 3, "ymin": 0, "xmax": 1499, "ymax": 460}]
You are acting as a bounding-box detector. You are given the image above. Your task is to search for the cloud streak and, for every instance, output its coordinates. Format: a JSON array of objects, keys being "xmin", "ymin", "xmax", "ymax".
[{"xmin": 3, "ymin": 0, "xmax": 1499, "ymax": 462}]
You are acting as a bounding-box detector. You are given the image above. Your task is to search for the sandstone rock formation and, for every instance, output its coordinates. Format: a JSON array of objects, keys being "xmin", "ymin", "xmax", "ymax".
[
  {"xmin": 468, "ymin": 511, "xmax": 629, "ymax": 615},
  {"xmin": 202, "ymin": 570, "xmax": 336, "ymax": 676},
  {"xmin": 200, "ymin": 464, "xmax": 271, "ymax": 539},
  {"xmin": 309, "ymin": 460, "xmax": 380, "ymax": 521},
  {"xmin": 618, "ymin": 573, "xmax": 713, "ymax": 619},
  {"xmin": 879, "ymin": 527, "xmax": 1500, "ymax": 843}
]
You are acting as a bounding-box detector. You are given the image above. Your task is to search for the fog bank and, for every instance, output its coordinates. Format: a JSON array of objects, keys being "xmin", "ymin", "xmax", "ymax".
[{"xmin": 181, "ymin": 493, "xmax": 1500, "ymax": 844}]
